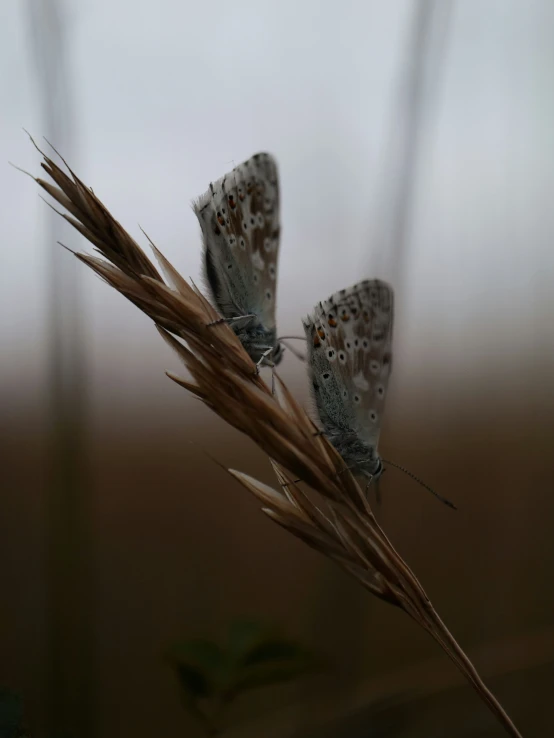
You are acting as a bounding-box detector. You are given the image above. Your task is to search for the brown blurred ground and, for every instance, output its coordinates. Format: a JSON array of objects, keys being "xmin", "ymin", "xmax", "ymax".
[{"xmin": 2, "ymin": 361, "xmax": 553, "ymax": 737}]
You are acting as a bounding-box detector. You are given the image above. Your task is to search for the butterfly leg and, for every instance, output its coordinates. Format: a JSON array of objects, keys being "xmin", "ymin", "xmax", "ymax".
[
  {"xmin": 372, "ymin": 477, "xmax": 383, "ymax": 506},
  {"xmin": 255, "ymin": 347, "xmax": 275, "ymax": 374},
  {"xmin": 335, "ymin": 464, "xmax": 359, "ymax": 480},
  {"xmin": 206, "ymin": 314, "xmax": 257, "ymax": 328},
  {"xmin": 363, "ymin": 470, "xmax": 385, "ymax": 505},
  {"xmin": 254, "ymin": 347, "xmax": 277, "ymax": 395},
  {"xmin": 284, "ymin": 464, "xmax": 363, "ymax": 489}
]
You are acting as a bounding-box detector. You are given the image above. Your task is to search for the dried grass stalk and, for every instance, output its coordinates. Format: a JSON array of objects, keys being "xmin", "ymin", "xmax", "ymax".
[{"xmin": 25, "ymin": 138, "xmax": 523, "ymax": 738}]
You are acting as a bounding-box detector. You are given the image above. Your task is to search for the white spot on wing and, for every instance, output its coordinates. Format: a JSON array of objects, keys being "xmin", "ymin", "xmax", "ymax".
[
  {"xmin": 251, "ymin": 252, "xmax": 265, "ymax": 270},
  {"xmin": 353, "ymin": 371, "xmax": 369, "ymax": 391}
]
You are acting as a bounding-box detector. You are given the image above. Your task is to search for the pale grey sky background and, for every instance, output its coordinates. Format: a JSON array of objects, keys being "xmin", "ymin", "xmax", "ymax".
[{"xmin": 2, "ymin": 0, "xmax": 553, "ymax": 416}]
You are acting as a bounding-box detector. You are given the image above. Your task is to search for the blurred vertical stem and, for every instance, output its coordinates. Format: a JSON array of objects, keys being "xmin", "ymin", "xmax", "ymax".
[
  {"xmin": 25, "ymin": 1, "xmax": 93, "ymax": 737},
  {"xmin": 369, "ymin": 0, "xmax": 453, "ymax": 289}
]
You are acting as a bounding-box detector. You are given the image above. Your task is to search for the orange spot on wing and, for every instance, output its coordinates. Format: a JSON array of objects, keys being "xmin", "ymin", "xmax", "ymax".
[
  {"xmin": 327, "ymin": 316, "xmax": 337, "ymax": 328},
  {"xmin": 317, "ymin": 328, "xmax": 326, "ymax": 340}
]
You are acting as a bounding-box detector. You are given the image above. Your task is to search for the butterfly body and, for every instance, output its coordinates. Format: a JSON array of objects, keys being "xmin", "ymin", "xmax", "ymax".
[
  {"xmin": 323, "ymin": 428, "xmax": 383, "ymax": 480},
  {"xmin": 231, "ymin": 318, "xmax": 282, "ymax": 366},
  {"xmin": 304, "ymin": 280, "xmax": 394, "ymax": 481},
  {"xmin": 194, "ymin": 153, "xmax": 283, "ymax": 365}
]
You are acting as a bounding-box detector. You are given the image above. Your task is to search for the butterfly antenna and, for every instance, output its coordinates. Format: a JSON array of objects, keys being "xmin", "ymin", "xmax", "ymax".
[{"xmin": 381, "ymin": 459, "xmax": 457, "ymax": 510}]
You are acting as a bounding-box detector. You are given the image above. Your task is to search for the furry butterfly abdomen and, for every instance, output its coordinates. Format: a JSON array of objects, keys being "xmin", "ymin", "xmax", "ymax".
[
  {"xmin": 303, "ymin": 280, "xmax": 394, "ymax": 480},
  {"xmin": 193, "ymin": 153, "xmax": 283, "ymax": 365}
]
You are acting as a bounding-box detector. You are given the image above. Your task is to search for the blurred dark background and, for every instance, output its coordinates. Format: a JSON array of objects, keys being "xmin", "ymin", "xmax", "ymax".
[{"xmin": 2, "ymin": 1, "xmax": 554, "ymax": 736}]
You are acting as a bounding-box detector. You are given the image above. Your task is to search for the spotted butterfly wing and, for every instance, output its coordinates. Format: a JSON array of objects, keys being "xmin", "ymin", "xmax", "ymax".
[
  {"xmin": 193, "ymin": 153, "xmax": 282, "ymax": 364},
  {"xmin": 303, "ymin": 280, "xmax": 394, "ymax": 479}
]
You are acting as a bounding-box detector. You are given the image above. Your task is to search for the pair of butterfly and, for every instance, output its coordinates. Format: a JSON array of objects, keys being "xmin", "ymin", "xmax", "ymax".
[{"xmin": 194, "ymin": 153, "xmax": 454, "ymax": 508}]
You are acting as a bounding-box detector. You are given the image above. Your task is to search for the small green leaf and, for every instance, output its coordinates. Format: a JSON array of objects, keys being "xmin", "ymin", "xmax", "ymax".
[
  {"xmin": 168, "ymin": 638, "xmax": 229, "ymax": 699},
  {"xmin": 227, "ymin": 639, "xmax": 324, "ymax": 695},
  {"xmin": 229, "ymin": 657, "xmax": 320, "ymax": 693},
  {"xmin": 168, "ymin": 622, "xmax": 325, "ymax": 717}
]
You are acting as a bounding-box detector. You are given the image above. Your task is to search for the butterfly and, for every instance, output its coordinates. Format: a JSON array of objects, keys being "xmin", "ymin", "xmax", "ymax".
[
  {"xmin": 303, "ymin": 280, "xmax": 394, "ymax": 483},
  {"xmin": 193, "ymin": 153, "xmax": 283, "ymax": 367}
]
